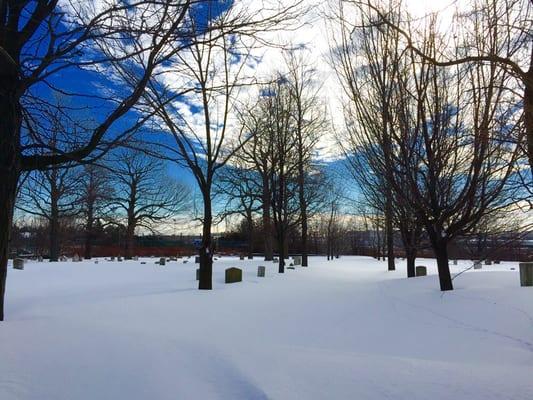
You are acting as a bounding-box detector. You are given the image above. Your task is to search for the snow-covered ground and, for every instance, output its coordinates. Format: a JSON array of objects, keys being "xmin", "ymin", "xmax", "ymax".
[{"xmin": 1, "ymin": 256, "xmax": 532, "ymax": 400}]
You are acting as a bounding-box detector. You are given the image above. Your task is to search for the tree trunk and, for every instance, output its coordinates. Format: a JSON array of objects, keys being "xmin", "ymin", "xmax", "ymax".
[
  {"xmin": 84, "ymin": 204, "xmax": 94, "ymax": 259},
  {"xmin": 297, "ymin": 161, "xmax": 309, "ymax": 267},
  {"xmin": 0, "ymin": 171, "xmax": 18, "ymax": 321},
  {"xmin": 524, "ymin": 67, "xmax": 533, "ymax": 176},
  {"xmin": 49, "ymin": 194, "xmax": 60, "ymax": 262},
  {"xmin": 406, "ymin": 250, "xmax": 416, "ymax": 278},
  {"xmin": 124, "ymin": 220, "xmax": 135, "ymax": 259},
  {"xmin": 301, "ymin": 210, "xmax": 308, "ymax": 267},
  {"xmin": 278, "ymin": 227, "xmax": 285, "ymax": 273},
  {"xmin": 199, "ymin": 193, "xmax": 213, "ymax": 289},
  {"xmin": 246, "ymin": 213, "xmax": 253, "ymax": 259},
  {"xmin": 0, "ymin": 54, "xmax": 22, "ymax": 321},
  {"xmin": 385, "ymin": 195, "xmax": 395, "ymax": 271},
  {"xmin": 262, "ymin": 174, "xmax": 273, "ymax": 261},
  {"xmin": 431, "ymin": 237, "xmax": 453, "ymax": 291}
]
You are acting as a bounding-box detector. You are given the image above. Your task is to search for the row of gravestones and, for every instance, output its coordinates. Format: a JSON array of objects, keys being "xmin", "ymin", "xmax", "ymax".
[
  {"xmin": 194, "ymin": 266, "xmax": 267, "ymax": 283},
  {"xmin": 402, "ymin": 262, "xmax": 533, "ymax": 287}
]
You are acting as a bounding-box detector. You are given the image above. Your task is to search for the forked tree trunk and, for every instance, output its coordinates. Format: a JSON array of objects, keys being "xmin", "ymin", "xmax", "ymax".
[
  {"xmin": 124, "ymin": 221, "xmax": 135, "ymax": 259},
  {"xmin": 199, "ymin": 193, "xmax": 213, "ymax": 289}
]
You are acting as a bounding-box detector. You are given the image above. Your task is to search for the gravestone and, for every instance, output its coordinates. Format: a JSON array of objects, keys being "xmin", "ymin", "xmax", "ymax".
[
  {"xmin": 287, "ymin": 266, "xmax": 295, "ymax": 270},
  {"xmin": 60, "ymin": 255, "xmax": 68, "ymax": 262},
  {"xmin": 257, "ymin": 266, "xmax": 266, "ymax": 277},
  {"xmin": 195, "ymin": 256, "xmax": 200, "ymax": 264},
  {"xmin": 13, "ymin": 258, "xmax": 24, "ymax": 270},
  {"xmin": 196, "ymin": 268, "xmax": 200, "ymax": 280},
  {"xmin": 72, "ymin": 254, "xmax": 81, "ymax": 262},
  {"xmin": 453, "ymin": 259, "xmax": 458, "ymax": 265},
  {"xmin": 117, "ymin": 256, "xmax": 123, "ymax": 262},
  {"xmin": 133, "ymin": 256, "xmax": 139, "ymax": 261},
  {"xmin": 170, "ymin": 256, "xmax": 177, "ymax": 261},
  {"xmin": 159, "ymin": 257, "xmax": 166, "ymax": 266},
  {"xmin": 494, "ymin": 260, "xmax": 501, "ymax": 264},
  {"xmin": 140, "ymin": 261, "xmax": 146, "ymax": 265},
  {"xmin": 485, "ymin": 260, "xmax": 492, "ymax": 265},
  {"xmin": 519, "ymin": 262, "xmax": 533, "ymax": 287},
  {"xmin": 225, "ymin": 267, "xmax": 242, "ymax": 283},
  {"xmin": 473, "ymin": 261, "xmax": 482, "ymax": 270},
  {"xmin": 94, "ymin": 260, "xmax": 99, "ymax": 264},
  {"xmin": 415, "ymin": 266, "xmax": 427, "ymax": 276},
  {"xmin": 273, "ymin": 257, "xmax": 279, "ymax": 263},
  {"xmin": 183, "ymin": 260, "xmax": 188, "ymax": 264},
  {"xmin": 293, "ymin": 256, "xmax": 302, "ymax": 266},
  {"xmin": 239, "ymin": 254, "xmax": 244, "ymax": 260},
  {"xmin": 37, "ymin": 256, "xmax": 43, "ymax": 262},
  {"xmin": 110, "ymin": 256, "xmax": 115, "ymax": 261}
]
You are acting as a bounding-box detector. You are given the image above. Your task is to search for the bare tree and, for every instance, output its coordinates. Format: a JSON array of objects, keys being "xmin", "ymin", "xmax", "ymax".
[
  {"xmin": 0, "ymin": 0, "xmax": 200, "ymax": 320},
  {"xmin": 108, "ymin": 151, "xmax": 189, "ymax": 259},
  {"xmin": 349, "ymin": 0, "xmax": 533, "ymax": 174},
  {"xmin": 284, "ymin": 52, "xmax": 328, "ymax": 267},
  {"xmin": 331, "ymin": 0, "xmax": 525, "ymax": 290},
  {"xmin": 216, "ymin": 161, "xmax": 262, "ymax": 259},
  {"xmin": 79, "ymin": 163, "xmax": 114, "ymax": 259},
  {"xmin": 145, "ymin": 2, "xmax": 304, "ymax": 288},
  {"xmin": 17, "ymin": 165, "xmax": 81, "ymax": 261}
]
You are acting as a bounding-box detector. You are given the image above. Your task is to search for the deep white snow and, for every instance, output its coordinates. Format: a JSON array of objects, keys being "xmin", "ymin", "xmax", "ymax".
[{"xmin": 1, "ymin": 256, "xmax": 532, "ymax": 400}]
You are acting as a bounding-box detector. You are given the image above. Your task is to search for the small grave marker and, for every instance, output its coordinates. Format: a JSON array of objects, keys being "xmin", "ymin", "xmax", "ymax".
[
  {"xmin": 519, "ymin": 262, "xmax": 533, "ymax": 287},
  {"xmin": 415, "ymin": 266, "xmax": 427, "ymax": 276},
  {"xmin": 13, "ymin": 258, "xmax": 24, "ymax": 270},
  {"xmin": 159, "ymin": 257, "xmax": 166, "ymax": 266},
  {"xmin": 225, "ymin": 267, "xmax": 242, "ymax": 283},
  {"xmin": 257, "ymin": 266, "xmax": 266, "ymax": 277}
]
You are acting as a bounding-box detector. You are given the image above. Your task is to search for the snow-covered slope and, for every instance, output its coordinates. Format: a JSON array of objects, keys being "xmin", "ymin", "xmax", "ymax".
[{"xmin": 1, "ymin": 256, "xmax": 532, "ymax": 399}]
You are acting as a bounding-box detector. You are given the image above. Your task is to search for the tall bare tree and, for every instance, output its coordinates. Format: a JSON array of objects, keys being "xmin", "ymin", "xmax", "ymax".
[
  {"xmin": 0, "ymin": 0, "xmax": 199, "ymax": 320},
  {"xmin": 145, "ymin": 2, "xmax": 304, "ymax": 288},
  {"xmin": 284, "ymin": 52, "xmax": 327, "ymax": 267},
  {"xmin": 331, "ymin": 0, "xmax": 525, "ymax": 290},
  {"xmin": 350, "ymin": 0, "xmax": 533, "ymax": 174}
]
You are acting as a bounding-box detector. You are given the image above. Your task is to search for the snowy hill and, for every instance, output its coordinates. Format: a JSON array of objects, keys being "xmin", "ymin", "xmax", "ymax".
[{"xmin": 1, "ymin": 256, "xmax": 532, "ymax": 400}]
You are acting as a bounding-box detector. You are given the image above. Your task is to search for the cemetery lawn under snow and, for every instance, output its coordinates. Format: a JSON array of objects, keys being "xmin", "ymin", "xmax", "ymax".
[{"xmin": 1, "ymin": 256, "xmax": 532, "ymax": 400}]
